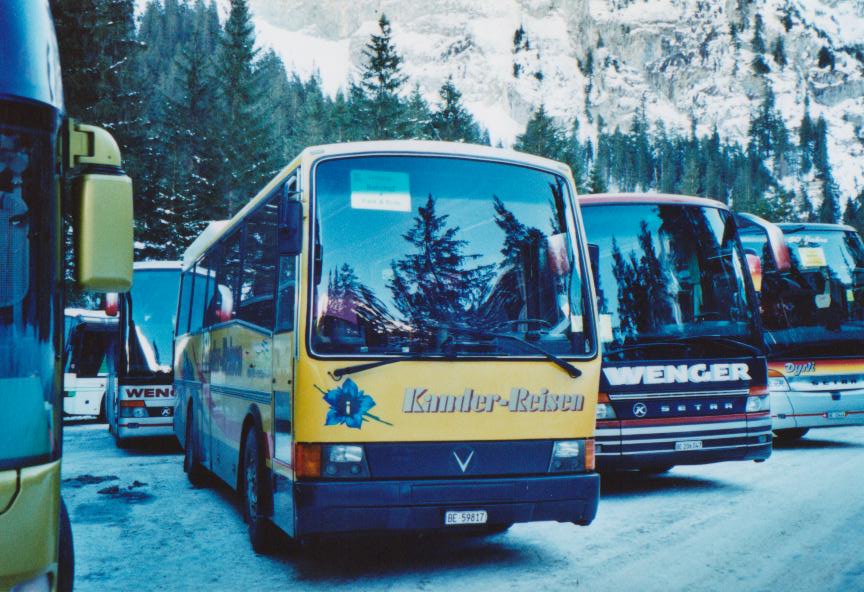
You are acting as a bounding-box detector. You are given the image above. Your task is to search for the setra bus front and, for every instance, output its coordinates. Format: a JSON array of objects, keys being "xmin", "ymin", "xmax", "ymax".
[
  {"xmin": 109, "ymin": 262, "xmax": 181, "ymax": 442},
  {"xmin": 580, "ymin": 195, "xmax": 771, "ymax": 472},
  {"xmin": 738, "ymin": 219, "xmax": 864, "ymax": 441}
]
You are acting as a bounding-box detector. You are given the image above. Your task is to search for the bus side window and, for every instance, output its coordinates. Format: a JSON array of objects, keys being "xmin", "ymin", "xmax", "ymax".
[
  {"xmin": 202, "ymin": 250, "xmax": 220, "ymax": 327},
  {"xmin": 177, "ymin": 269, "xmax": 193, "ymax": 335},
  {"xmin": 276, "ymin": 255, "xmax": 296, "ymax": 332},
  {"xmin": 215, "ymin": 231, "xmax": 242, "ymax": 324},
  {"xmin": 238, "ymin": 199, "xmax": 278, "ymax": 330}
]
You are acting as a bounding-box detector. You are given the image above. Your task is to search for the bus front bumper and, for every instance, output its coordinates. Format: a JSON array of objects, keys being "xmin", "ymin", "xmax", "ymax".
[
  {"xmin": 117, "ymin": 420, "xmax": 175, "ymax": 439},
  {"xmin": 771, "ymin": 388, "xmax": 864, "ymax": 430},
  {"xmin": 293, "ymin": 473, "xmax": 599, "ymax": 536}
]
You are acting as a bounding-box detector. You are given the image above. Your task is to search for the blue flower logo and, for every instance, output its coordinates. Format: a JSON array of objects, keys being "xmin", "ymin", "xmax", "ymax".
[{"xmin": 316, "ymin": 379, "xmax": 392, "ymax": 429}]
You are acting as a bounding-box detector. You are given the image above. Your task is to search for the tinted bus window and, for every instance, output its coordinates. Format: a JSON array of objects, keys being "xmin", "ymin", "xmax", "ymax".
[
  {"xmin": 239, "ymin": 200, "xmax": 277, "ymax": 329},
  {"xmin": 177, "ymin": 270, "xmax": 193, "ymax": 335}
]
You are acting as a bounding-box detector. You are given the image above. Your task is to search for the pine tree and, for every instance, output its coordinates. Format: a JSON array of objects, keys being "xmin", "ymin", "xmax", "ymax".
[
  {"xmin": 514, "ymin": 105, "xmax": 568, "ymax": 161},
  {"xmin": 843, "ymin": 189, "xmax": 864, "ymax": 236},
  {"xmin": 430, "ymin": 78, "xmax": 484, "ymax": 143},
  {"xmin": 799, "ymin": 96, "xmax": 815, "ymax": 174},
  {"xmin": 354, "ymin": 14, "xmax": 408, "ymax": 140},
  {"xmin": 587, "ymin": 161, "xmax": 608, "ymax": 194},
  {"xmin": 402, "ymin": 85, "xmax": 434, "ymax": 140},
  {"xmin": 631, "ymin": 98, "xmax": 654, "ymax": 189},
  {"xmin": 216, "ymin": 0, "xmax": 279, "ymax": 216}
]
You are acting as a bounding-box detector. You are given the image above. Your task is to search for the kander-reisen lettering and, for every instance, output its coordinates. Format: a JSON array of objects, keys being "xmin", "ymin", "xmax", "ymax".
[{"xmin": 403, "ymin": 387, "xmax": 584, "ymax": 414}]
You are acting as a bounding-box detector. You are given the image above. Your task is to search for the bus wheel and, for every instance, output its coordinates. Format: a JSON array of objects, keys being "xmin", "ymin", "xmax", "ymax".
[
  {"xmin": 58, "ymin": 499, "xmax": 74, "ymax": 592},
  {"xmin": 241, "ymin": 427, "xmax": 276, "ymax": 554},
  {"xmin": 184, "ymin": 410, "xmax": 207, "ymax": 487},
  {"xmin": 98, "ymin": 396, "xmax": 106, "ymax": 423},
  {"xmin": 774, "ymin": 428, "xmax": 809, "ymax": 442}
]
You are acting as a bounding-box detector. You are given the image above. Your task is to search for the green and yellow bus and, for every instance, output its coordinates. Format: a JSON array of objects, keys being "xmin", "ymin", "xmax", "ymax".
[
  {"xmin": 0, "ymin": 1, "xmax": 134, "ymax": 589},
  {"xmin": 174, "ymin": 140, "xmax": 602, "ymax": 551}
]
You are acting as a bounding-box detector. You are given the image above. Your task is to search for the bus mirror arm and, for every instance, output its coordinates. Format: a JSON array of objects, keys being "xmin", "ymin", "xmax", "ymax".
[{"xmin": 278, "ymin": 199, "xmax": 303, "ymax": 257}]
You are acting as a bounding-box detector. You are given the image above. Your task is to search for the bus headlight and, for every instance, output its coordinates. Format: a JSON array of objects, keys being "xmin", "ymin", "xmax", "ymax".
[
  {"xmin": 11, "ymin": 573, "xmax": 51, "ymax": 592},
  {"xmin": 746, "ymin": 395, "xmax": 770, "ymax": 413},
  {"xmin": 321, "ymin": 444, "xmax": 370, "ymax": 479},
  {"xmin": 596, "ymin": 403, "xmax": 616, "ymax": 420},
  {"xmin": 549, "ymin": 439, "xmax": 593, "ymax": 472},
  {"xmin": 768, "ymin": 375, "xmax": 790, "ymax": 392}
]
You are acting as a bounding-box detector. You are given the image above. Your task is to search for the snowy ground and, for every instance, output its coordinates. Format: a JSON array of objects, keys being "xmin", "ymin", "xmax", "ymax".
[{"xmin": 61, "ymin": 421, "xmax": 864, "ymax": 591}]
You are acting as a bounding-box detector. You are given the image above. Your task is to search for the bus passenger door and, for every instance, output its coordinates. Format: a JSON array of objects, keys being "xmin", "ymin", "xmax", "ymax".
[{"xmin": 271, "ymin": 237, "xmax": 298, "ymax": 535}]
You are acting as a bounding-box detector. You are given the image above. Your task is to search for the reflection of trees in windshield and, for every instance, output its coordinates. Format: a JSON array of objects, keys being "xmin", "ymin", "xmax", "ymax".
[
  {"xmin": 585, "ymin": 204, "xmax": 753, "ymax": 350},
  {"xmin": 319, "ymin": 263, "xmax": 394, "ymax": 348},
  {"xmin": 311, "ymin": 156, "xmax": 588, "ymax": 356},
  {"xmin": 610, "ymin": 222, "xmax": 677, "ymax": 341},
  {"xmin": 388, "ymin": 194, "xmax": 495, "ymax": 336}
]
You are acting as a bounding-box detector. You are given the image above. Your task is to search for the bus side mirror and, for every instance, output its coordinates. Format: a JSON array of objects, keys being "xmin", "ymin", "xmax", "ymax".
[
  {"xmin": 734, "ymin": 212, "xmax": 791, "ymax": 274},
  {"xmin": 746, "ymin": 252, "xmax": 763, "ymax": 293},
  {"xmin": 68, "ymin": 121, "xmax": 133, "ymax": 292},
  {"xmin": 74, "ymin": 172, "xmax": 133, "ymax": 292},
  {"xmin": 279, "ymin": 199, "xmax": 303, "ymax": 257}
]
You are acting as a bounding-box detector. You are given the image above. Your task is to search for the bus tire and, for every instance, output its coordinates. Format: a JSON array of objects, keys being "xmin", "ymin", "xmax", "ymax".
[
  {"xmin": 184, "ymin": 409, "xmax": 207, "ymax": 487},
  {"xmin": 241, "ymin": 427, "xmax": 276, "ymax": 554},
  {"xmin": 58, "ymin": 498, "xmax": 74, "ymax": 592},
  {"xmin": 774, "ymin": 428, "xmax": 809, "ymax": 442}
]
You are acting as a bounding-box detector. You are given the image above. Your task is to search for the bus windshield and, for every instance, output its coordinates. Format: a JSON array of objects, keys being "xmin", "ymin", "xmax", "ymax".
[
  {"xmin": 311, "ymin": 155, "xmax": 591, "ymax": 356},
  {"xmin": 760, "ymin": 228, "xmax": 864, "ymax": 357},
  {"xmin": 0, "ymin": 121, "xmax": 56, "ymax": 468},
  {"xmin": 581, "ymin": 203, "xmax": 759, "ymax": 360},
  {"xmin": 66, "ymin": 322, "xmax": 115, "ymax": 377},
  {"xmin": 123, "ymin": 268, "xmax": 180, "ymax": 377}
]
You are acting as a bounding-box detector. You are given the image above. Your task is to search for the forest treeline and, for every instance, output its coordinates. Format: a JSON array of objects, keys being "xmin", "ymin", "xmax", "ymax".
[{"xmin": 50, "ymin": 0, "xmax": 864, "ymax": 262}]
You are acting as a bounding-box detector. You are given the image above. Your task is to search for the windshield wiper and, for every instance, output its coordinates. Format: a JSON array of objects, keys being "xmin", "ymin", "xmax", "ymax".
[
  {"xmin": 604, "ymin": 335, "xmax": 762, "ymax": 358},
  {"xmin": 331, "ymin": 352, "xmax": 443, "ymax": 379},
  {"xmin": 438, "ymin": 325, "xmax": 582, "ymax": 378},
  {"xmin": 332, "ymin": 326, "xmax": 583, "ymax": 380},
  {"xmin": 668, "ymin": 334, "xmax": 763, "ymax": 356}
]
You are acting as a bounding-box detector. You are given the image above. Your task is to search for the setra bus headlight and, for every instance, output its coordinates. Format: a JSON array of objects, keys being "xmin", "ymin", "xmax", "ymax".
[{"xmin": 746, "ymin": 395, "xmax": 770, "ymax": 413}]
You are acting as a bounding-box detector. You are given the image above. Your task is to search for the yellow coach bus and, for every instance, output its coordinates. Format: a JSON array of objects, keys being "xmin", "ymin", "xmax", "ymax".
[
  {"xmin": 174, "ymin": 141, "xmax": 601, "ymax": 551},
  {"xmin": 0, "ymin": 1, "xmax": 134, "ymax": 589}
]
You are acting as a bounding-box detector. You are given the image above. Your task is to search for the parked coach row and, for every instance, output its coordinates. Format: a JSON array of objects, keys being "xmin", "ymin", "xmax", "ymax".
[{"xmin": 59, "ymin": 141, "xmax": 864, "ymax": 561}]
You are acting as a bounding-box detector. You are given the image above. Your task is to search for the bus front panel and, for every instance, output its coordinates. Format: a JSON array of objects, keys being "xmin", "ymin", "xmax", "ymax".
[{"xmin": 581, "ymin": 200, "xmax": 771, "ymax": 470}]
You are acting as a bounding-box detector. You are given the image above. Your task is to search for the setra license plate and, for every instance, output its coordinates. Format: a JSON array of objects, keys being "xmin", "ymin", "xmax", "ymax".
[
  {"xmin": 675, "ymin": 440, "xmax": 703, "ymax": 451},
  {"xmin": 445, "ymin": 510, "xmax": 488, "ymax": 526},
  {"xmin": 828, "ymin": 411, "xmax": 847, "ymax": 419}
]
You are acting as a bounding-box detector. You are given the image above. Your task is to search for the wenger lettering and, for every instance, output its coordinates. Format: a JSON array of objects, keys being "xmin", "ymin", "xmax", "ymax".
[
  {"xmin": 124, "ymin": 387, "xmax": 174, "ymax": 398},
  {"xmin": 603, "ymin": 363, "xmax": 751, "ymax": 386}
]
